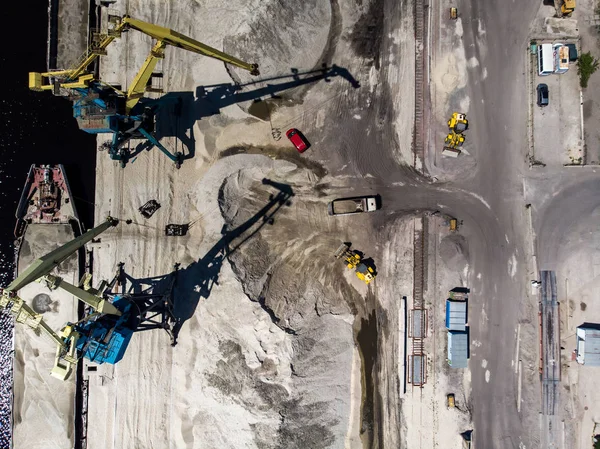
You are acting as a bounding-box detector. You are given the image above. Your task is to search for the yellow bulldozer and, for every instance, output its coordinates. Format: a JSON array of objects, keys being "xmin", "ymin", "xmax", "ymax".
[
  {"xmin": 444, "ymin": 132, "xmax": 465, "ymax": 148},
  {"xmin": 334, "ymin": 243, "xmax": 376, "ymax": 284},
  {"xmin": 442, "ymin": 112, "xmax": 468, "ymax": 157},
  {"xmin": 448, "ymin": 112, "xmax": 468, "ymax": 133}
]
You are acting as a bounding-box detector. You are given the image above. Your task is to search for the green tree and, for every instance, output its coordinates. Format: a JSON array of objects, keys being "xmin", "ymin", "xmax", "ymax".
[{"xmin": 578, "ymin": 51, "xmax": 600, "ymax": 88}]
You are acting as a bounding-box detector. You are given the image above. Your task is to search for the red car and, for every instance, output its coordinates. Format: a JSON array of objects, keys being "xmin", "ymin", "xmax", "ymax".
[{"xmin": 286, "ymin": 128, "xmax": 310, "ymax": 153}]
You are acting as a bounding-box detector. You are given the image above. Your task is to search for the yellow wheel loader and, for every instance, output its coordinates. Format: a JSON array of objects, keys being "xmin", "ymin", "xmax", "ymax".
[{"xmin": 334, "ymin": 243, "xmax": 376, "ymax": 284}]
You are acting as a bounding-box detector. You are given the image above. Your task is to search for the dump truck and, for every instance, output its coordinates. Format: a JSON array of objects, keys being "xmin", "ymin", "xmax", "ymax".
[{"xmin": 327, "ymin": 196, "xmax": 379, "ymax": 216}]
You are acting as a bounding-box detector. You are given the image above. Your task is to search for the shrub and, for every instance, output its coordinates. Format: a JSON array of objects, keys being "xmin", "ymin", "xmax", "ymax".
[{"xmin": 578, "ymin": 52, "xmax": 599, "ymax": 88}]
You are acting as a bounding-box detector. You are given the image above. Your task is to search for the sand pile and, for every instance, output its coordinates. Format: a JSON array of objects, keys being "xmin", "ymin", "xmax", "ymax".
[{"xmin": 179, "ymin": 159, "xmax": 360, "ymax": 448}]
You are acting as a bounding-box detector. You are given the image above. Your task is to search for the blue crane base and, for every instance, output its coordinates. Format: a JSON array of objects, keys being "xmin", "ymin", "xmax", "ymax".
[{"xmin": 75, "ymin": 295, "xmax": 135, "ymax": 365}]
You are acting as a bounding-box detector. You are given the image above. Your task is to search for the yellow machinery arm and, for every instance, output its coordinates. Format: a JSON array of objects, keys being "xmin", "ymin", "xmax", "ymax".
[
  {"xmin": 29, "ymin": 17, "xmax": 129, "ymax": 92},
  {"xmin": 29, "ymin": 16, "xmax": 259, "ymax": 113},
  {"xmin": 123, "ymin": 17, "xmax": 259, "ymax": 74},
  {"xmin": 0, "ymin": 217, "xmax": 119, "ymax": 380}
]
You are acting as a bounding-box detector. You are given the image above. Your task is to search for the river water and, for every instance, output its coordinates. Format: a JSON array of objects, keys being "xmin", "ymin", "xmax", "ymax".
[{"xmin": 0, "ymin": 2, "xmax": 97, "ymax": 446}]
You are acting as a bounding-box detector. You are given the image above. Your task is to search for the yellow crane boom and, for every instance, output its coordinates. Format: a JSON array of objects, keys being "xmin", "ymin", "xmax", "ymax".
[
  {"xmin": 29, "ymin": 16, "xmax": 259, "ymax": 113},
  {"xmin": 1, "ymin": 217, "xmax": 120, "ymax": 380}
]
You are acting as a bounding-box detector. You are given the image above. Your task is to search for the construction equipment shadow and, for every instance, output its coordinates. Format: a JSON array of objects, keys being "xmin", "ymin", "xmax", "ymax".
[
  {"xmin": 103, "ymin": 262, "xmax": 180, "ymax": 345},
  {"xmin": 101, "ymin": 179, "xmax": 292, "ymax": 344},
  {"xmin": 348, "ymin": 247, "xmax": 378, "ymax": 276},
  {"xmin": 147, "ymin": 64, "xmax": 360, "ymax": 162},
  {"xmin": 169, "ymin": 178, "xmax": 294, "ymax": 342}
]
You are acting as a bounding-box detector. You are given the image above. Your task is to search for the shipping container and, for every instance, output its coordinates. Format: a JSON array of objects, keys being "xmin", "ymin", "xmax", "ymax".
[
  {"xmin": 448, "ymin": 331, "xmax": 469, "ymax": 368},
  {"xmin": 445, "ymin": 299, "xmax": 467, "ymax": 331}
]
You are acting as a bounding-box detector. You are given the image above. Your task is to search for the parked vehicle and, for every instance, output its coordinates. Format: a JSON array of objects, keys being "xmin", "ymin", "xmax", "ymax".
[
  {"xmin": 286, "ymin": 128, "xmax": 310, "ymax": 153},
  {"xmin": 327, "ymin": 195, "xmax": 380, "ymax": 216},
  {"xmin": 553, "ymin": 43, "xmax": 569, "ymax": 74},
  {"xmin": 538, "ymin": 43, "xmax": 554, "ymax": 76},
  {"xmin": 537, "ymin": 83, "xmax": 549, "ymax": 107},
  {"xmin": 447, "ymin": 393, "xmax": 456, "ymax": 408},
  {"xmin": 566, "ymin": 43, "xmax": 578, "ymax": 61}
]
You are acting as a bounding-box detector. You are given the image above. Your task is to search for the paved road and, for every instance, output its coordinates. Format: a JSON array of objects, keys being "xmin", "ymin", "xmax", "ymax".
[
  {"xmin": 335, "ymin": 0, "xmax": 566, "ymax": 446},
  {"xmin": 313, "ymin": 0, "xmax": 600, "ymax": 446},
  {"xmin": 454, "ymin": 0, "xmax": 541, "ymax": 446}
]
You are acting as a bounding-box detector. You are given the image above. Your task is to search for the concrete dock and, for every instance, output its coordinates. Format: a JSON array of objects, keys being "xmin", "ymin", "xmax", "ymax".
[{"xmin": 48, "ymin": 0, "xmax": 90, "ymax": 70}]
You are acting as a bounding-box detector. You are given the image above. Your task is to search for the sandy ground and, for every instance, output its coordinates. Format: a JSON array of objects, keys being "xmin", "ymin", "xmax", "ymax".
[
  {"xmin": 19, "ymin": 0, "xmax": 421, "ymax": 446},
  {"xmin": 88, "ymin": 149, "xmax": 365, "ymax": 448},
  {"xmin": 554, "ymin": 205, "xmax": 600, "ymax": 449},
  {"xmin": 375, "ymin": 216, "xmax": 414, "ymax": 448},
  {"xmin": 12, "ymin": 224, "xmax": 79, "ymax": 449},
  {"xmin": 427, "ymin": 0, "xmax": 477, "ymax": 181}
]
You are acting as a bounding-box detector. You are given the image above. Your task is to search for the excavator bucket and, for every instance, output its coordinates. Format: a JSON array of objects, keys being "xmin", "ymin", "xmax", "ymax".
[
  {"xmin": 334, "ymin": 243, "xmax": 351, "ymax": 259},
  {"xmin": 442, "ymin": 147, "xmax": 461, "ymax": 158}
]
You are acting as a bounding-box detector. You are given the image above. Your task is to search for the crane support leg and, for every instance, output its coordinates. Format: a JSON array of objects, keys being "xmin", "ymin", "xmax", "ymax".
[
  {"xmin": 137, "ymin": 127, "xmax": 183, "ymax": 165},
  {"xmin": 42, "ymin": 275, "xmax": 122, "ymax": 316},
  {"xmin": 126, "ymin": 40, "xmax": 167, "ymax": 113},
  {"xmin": 12, "ymin": 300, "xmax": 64, "ymax": 347}
]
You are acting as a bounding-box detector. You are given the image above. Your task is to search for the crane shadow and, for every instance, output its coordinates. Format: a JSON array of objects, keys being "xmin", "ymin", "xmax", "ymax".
[
  {"xmin": 106, "ymin": 179, "xmax": 292, "ymax": 344},
  {"xmin": 169, "ymin": 178, "xmax": 294, "ymax": 339},
  {"xmin": 108, "ymin": 262, "xmax": 176, "ymax": 297},
  {"xmin": 144, "ymin": 64, "xmax": 359, "ymax": 162},
  {"xmin": 100, "ymin": 179, "xmax": 293, "ymax": 345}
]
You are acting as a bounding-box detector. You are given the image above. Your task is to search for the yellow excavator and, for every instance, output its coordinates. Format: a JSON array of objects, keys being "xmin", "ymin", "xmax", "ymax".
[{"xmin": 334, "ymin": 243, "xmax": 376, "ymax": 284}]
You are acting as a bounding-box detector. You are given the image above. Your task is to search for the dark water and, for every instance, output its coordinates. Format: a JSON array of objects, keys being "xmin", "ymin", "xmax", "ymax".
[{"xmin": 0, "ymin": 2, "xmax": 96, "ymax": 446}]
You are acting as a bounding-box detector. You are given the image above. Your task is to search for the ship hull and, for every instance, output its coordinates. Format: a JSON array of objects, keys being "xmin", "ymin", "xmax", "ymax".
[{"xmin": 12, "ymin": 165, "xmax": 82, "ymax": 449}]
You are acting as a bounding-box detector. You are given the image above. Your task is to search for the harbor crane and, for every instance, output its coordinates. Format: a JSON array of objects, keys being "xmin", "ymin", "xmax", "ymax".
[
  {"xmin": 1, "ymin": 217, "xmax": 177, "ymax": 380},
  {"xmin": 29, "ymin": 15, "xmax": 259, "ymax": 168}
]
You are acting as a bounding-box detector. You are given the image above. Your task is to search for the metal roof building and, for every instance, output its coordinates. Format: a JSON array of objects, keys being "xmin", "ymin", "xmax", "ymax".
[
  {"xmin": 576, "ymin": 326, "xmax": 600, "ymax": 366},
  {"xmin": 445, "ymin": 299, "xmax": 467, "ymax": 331},
  {"xmin": 448, "ymin": 331, "xmax": 469, "ymax": 368}
]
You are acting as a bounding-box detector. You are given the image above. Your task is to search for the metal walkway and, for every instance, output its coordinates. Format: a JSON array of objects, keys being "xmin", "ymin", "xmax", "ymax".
[{"xmin": 409, "ymin": 217, "xmax": 428, "ymax": 387}]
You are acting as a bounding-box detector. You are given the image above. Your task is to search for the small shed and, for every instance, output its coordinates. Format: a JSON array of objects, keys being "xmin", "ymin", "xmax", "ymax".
[
  {"xmin": 446, "ymin": 299, "xmax": 467, "ymax": 331},
  {"xmin": 576, "ymin": 325, "xmax": 600, "ymax": 366},
  {"xmin": 448, "ymin": 331, "xmax": 469, "ymax": 368}
]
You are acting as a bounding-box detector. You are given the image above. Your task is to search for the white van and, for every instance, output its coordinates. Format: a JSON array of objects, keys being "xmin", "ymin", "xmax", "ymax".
[{"xmin": 538, "ymin": 44, "xmax": 554, "ymax": 76}]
